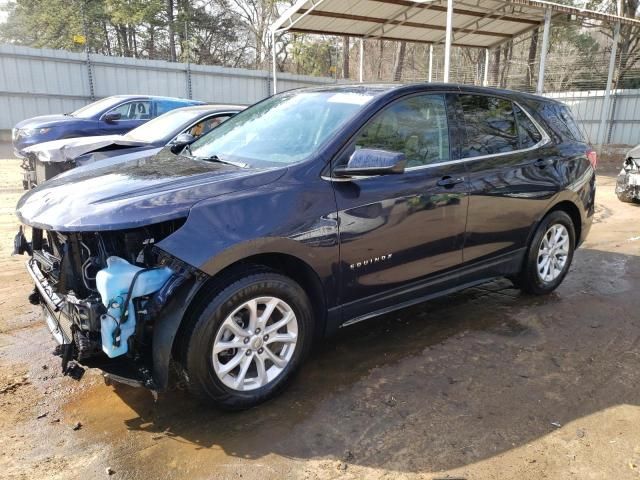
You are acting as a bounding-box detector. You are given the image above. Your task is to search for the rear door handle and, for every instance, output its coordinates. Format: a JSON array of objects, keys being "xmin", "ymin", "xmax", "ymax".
[
  {"xmin": 437, "ymin": 176, "xmax": 465, "ymax": 188},
  {"xmin": 534, "ymin": 158, "xmax": 552, "ymax": 168}
]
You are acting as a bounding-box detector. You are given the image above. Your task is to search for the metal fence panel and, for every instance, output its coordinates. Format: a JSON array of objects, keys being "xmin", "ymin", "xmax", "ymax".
[
  {"xmin": 545, "ymin": 89, "xmax": 640, "ymax": 146},
  {"xmin": 2, "ymin": 44, "xmax": 638, "ymax": 147},
  {"xmin": 0, "ymin": 44, "xmax": 335, "ymax": 132}
]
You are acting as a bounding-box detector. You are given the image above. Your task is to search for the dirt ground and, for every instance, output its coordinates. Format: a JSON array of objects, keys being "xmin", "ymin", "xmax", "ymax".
[{"xmin": 0, "ymin": 157, "xmax": 639, "ymax": 480}]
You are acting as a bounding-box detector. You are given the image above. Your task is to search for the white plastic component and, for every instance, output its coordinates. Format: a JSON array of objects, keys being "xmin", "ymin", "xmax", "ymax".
[{"xmin": 95, "ymin": 256, "xmax": 172, "ymax": 358}]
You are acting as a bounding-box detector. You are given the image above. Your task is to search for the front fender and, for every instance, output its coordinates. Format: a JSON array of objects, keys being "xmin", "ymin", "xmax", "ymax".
[
  {"xmin": 155, "ymin": 177, "xmax": 340, "ymax": 298},
  {"xmin": 151, "ymin": 275, "xmax": 207, "ymax": 389}
]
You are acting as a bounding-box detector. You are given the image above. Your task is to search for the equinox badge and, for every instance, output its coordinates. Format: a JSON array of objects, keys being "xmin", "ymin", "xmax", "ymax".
[{"xmin": 350, "ymin": 253, "xmax": 393, "ymax": 270}]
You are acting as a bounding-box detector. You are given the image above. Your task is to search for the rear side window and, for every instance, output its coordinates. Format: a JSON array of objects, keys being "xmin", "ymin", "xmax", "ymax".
[
  {"xmin": 540, "ymin": 103, "xmax": 585, "ymax": 142},
  {"xmin": 354, "ymin": 94, "xmax": 450, "ymax": 167},
  {"xmin": 514, "ymin": 104, "xmax": 542, "ymax": 148},
  {"xmin": 105, "ymin": 101, "xmax": 151, "ymax": 120},
  {"xmin": 459, "ymin": 95, "xmax": 518, "ymax": 157}
]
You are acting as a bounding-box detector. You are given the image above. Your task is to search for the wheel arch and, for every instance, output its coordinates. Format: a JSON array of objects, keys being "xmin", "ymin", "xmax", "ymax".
[
  {"xmin": 172, "ymin": 252, "xmax": 328, "ymax": 363},
  {"xmin": 517, "ymin": 199, "xmax": 583, "ymax": 277},
  {"xmin": 523, "ymin": 199, "xmax": 582, "ymax": 250},
  {"xmin": 227, "ymin": 252, "xmax": 328, "ymax": 340},
  {"xmin": 546, "ymin": 200, "xmax": 582, "ymax": 245}
]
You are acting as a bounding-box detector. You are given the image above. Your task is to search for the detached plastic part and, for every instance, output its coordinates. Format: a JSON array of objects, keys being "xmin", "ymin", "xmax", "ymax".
[
  {"xmin": 96, "ymin": 256, "xmax": 173, "ymax": 358},
  {"xmin": 13, "ymin": 226, "xmax": 32, "ymax": 256}
]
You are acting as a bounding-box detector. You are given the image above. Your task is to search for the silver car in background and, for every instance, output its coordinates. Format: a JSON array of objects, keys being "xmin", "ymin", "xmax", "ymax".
[{"xmin": 20, "ymin": 104, "xmax": 244, "ymax": 189}]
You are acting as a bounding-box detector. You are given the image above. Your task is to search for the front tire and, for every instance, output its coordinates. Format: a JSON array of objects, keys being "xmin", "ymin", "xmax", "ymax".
[
  {"xmin": 180, "ymin": 270, "xmax": 314, "ymax": 410},
  {"xmin": 518, "ymin": 210, "xmax": 576, "ymax": 295}
]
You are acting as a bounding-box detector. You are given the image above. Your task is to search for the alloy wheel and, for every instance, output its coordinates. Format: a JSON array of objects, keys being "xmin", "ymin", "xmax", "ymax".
[
  {"xmin": 212, "ymin": 296, "xmax": 298, "ymax": 391},
  {"xmin": 536, "ymin": 223, "xmax": 570, "ymax": 283}
]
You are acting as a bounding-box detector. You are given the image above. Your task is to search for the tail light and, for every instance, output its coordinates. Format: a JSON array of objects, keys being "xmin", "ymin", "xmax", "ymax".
[{"xmin": 586, "ymin": 148, "xmax": 597, "ymax": 169}]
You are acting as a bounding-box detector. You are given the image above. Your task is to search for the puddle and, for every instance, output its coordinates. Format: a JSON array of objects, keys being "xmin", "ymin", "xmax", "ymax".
[{"xmin": 591, "ymin": 255, "xmax": 631, "ymax": 294}]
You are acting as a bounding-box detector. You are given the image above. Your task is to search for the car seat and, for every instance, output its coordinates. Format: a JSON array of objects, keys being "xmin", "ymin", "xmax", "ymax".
[{"xmin": 137, "ymin": 103, "xmax": 150, "ymax": 120}]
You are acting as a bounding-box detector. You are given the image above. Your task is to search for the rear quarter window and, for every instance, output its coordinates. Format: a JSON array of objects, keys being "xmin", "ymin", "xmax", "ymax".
[
  {"xmin": 514, "ymin": 104, "xmax": 542, "ymax": 148},
  {"xmin": 558, "ymin": 105, "xmax": 586, "ymax": 142},
  {"xmin": 540, "ymin": 103, "xmax": 585, "ymax": 143}
]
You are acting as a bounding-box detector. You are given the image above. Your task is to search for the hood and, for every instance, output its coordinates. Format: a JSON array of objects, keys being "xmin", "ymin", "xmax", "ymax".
[
  {"xmin": 14, "ymin": 114, "xmax": 85, "ymax": 130},
  {"xmin": 23, "ymin": 135, "xmax": 147, "ymax": 163},
  {"xmin": 627, "ymin": 144, "xmax": 640, "ymax": 160},
  {"xmin": 66, "ymin": 146, "xmax": 163, "ymax": 171},
  {"xmin": 16, "ymin": 150, "xmax": 286, "ymax": 232}
]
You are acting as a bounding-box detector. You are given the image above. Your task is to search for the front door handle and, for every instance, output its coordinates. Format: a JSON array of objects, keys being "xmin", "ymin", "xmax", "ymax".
[{"xmin": 437, "ymin": 176, "xmax": 465, "ymax": 188}]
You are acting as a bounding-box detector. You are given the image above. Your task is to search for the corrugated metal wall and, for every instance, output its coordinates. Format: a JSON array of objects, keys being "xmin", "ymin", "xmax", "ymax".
[
  {"xmin": 545, "ymin": 89, "xmax": 640, "ymax": 146},
  {"xmin": 0, "ymin": 44, "xmax": 336, "ymax": 131},
  {"xmin": 1, "ymin": 44, "xmax": 639, "ymax": 147}
]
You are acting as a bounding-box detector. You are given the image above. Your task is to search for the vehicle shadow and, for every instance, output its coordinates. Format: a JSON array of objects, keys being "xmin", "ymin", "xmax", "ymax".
[{"xmin": 108, "ymin": 247, "xmax": 640, "ymax": 473}]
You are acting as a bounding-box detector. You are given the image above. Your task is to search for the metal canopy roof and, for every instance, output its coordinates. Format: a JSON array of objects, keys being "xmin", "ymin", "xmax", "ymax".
[{"xmin": 272, "ymin": 0, "xmax": 640, "ymax": 49}]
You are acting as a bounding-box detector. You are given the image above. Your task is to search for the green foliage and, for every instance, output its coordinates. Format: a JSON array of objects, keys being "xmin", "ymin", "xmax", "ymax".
[
  {"xmin": 1, "ymin": 0, "xmax": 89, "ymax": 51},
  {"xmin": 0, "ymin": 0, "xmax": 244, "ymax": 63},
  {"xmin": 290, "ymin": 37, "xmax": 334, "ymax": 77},
  {"xmin": 0, "ymin": 0, "xmax": 639, "ymax": 89}
]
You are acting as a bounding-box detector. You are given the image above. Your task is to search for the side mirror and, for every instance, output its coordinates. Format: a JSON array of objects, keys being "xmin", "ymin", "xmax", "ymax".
[
  {"xmin": 103, "ymin": 112, "xmax": 121, "ymax": 123},
  {"xmin": 333, "ymin": 148, "xmax": 406, "ymax": 177},
  {"xmin": 170, "ymin": 133, "xmax": 195, "ymax": 154}
]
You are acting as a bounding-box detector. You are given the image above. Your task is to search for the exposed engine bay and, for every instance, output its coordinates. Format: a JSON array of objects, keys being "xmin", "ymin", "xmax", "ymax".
[
  {"xmin": 616, "ymin": 156, "xmax": 640, "ymax": 203},
  {"xmin": 14, "ymin": 219, "xmax": 195, "ymax": 387}
]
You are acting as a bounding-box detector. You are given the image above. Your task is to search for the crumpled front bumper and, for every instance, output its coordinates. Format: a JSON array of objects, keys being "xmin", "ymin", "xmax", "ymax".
[
  {"xmin": 25, "ymin": 258, "xmax": 73, "ymax": 344},
  {"xmin": 26, "ymin": 257, "xmax": 155, "ymax": 388},
  {"xmin": 25, "ymin": 246, "xmax": 206, "ymax": 391},
  {"xmin": 616, "ymin": 168, "xmax": 640, "ymax": 202}
]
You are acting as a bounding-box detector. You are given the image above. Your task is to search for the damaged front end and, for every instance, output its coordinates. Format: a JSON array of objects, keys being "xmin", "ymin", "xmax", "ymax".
[
  {"xmin": 20, "ymin": 150, "xmax": 76, "ymax": 190},
  {"xmin": 616, "ymin": 156, "xmax": 640, "ymax": 203},
  {"xmin": 14, "ymin": 221, "xmax": 205, "ymax": 390},
  {"xmin": 20, "ymin": 153, "xmax": 37, "ymax": 190}
]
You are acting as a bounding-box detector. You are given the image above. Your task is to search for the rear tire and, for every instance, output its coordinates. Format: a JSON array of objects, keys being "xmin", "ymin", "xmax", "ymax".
[
  {"xmin": 518, "ymin": 210, "xmax": 576, "ymax": 295},
  {"xmin": 180, "ymin": 270, "xmax": 314, "ymax": 410}
]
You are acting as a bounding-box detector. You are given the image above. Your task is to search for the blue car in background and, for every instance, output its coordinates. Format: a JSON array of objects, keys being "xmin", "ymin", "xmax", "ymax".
[{"xmin": 12, "ymin": 95, "xmax": 203, "ymax": 157}]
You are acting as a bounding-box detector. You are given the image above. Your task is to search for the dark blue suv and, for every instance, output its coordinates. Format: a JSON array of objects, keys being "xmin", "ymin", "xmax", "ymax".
[
  {"xmin": 15, "ymin": 84, "xmax": 595, "ymax": 410},
  {"xmin": 12, "ymin": 95, "xmax": 202, "ymax": 157}
]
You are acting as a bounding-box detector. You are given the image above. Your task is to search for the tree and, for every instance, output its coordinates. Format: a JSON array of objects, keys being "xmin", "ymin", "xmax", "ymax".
[
  {"xmin": 289, "ymin": 36, "xmax": 333, "ymax": 77},
  {"xmin": 600, "ymin": 0, "xmax": 640, "ymax": 87},
  {"xmin": 342, "ymin": 35, "xmax": 350, "ymax": 79},
  {"xmin": 392, "ymin": 41, "xmax": 406, "ymax": 81},
  {"xmin": 1, "ymin": 0, "xmax": 92, "ymax": 52},
  {"xmin": 227, "ymin": 0, "xmax": 294, "ymax": 69},
  {"xmin": 525, "ymin": 29, "xmax": 539, "ymax": 88},
  {"xmin": 167, "ymin": 0, "xmax": 176, "ymax": 61}
]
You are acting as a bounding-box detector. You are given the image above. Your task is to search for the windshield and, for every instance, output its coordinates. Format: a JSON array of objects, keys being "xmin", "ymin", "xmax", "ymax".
[
  {"xmin": 124, "ymin": 109, "xmax": 203, "ymax": 143},
  {"xmin": 71, "ymin": 97, "xmax": 128, "ymax": 119},
  {"xmin": 188, "ymin": 90, "xmax": 374, "ymax": 167}
]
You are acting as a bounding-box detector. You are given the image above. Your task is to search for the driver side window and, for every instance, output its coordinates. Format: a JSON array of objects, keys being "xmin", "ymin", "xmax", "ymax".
[
  {"xmin": 105, "ymin": 101, "xmax": 151, "ymax": 120},
  {"xmin": 354, "ymin": 94, "xmax": 450, "ymax": 168}
]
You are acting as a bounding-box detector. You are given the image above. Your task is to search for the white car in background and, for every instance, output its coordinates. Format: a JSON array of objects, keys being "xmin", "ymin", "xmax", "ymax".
[
  {"xmin": 616, "ymin": 144, "xmax": 640, "ymax": 203},
  {"xmin": 20, "ymin": 104, "xmax": 244, "ymax": 189}
]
